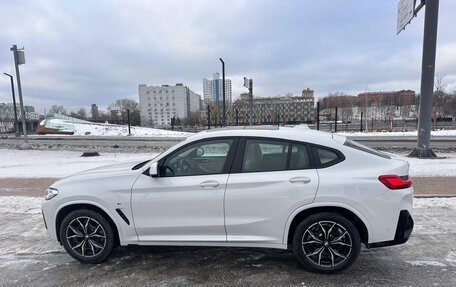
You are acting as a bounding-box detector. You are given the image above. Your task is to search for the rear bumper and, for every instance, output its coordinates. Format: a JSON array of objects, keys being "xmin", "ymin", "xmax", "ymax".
[{"xmin": 366, "ymin": 210, "xmax": 414, "ymax": 248}]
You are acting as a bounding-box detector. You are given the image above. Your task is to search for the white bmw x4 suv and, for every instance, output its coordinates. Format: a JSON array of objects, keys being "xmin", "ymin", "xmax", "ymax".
[{"xmin": 41, "ymin": 126, "xmax": 414, "ymax": 273}]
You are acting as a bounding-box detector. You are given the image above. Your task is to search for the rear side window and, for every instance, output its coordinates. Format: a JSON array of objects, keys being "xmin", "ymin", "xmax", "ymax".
[
  {"xmin": 243, "ymin": 139, "xmax": 288, "ymax": 172},
  {"xmin": 344, "ymin": 139, "xmax": 391, "ymax": 159},
  {"xmin": 239, "ymin": 138, "xmax": 314, "ymax": 173},
  {"xmin": 289, "ymin": 144, "xmax": 311, "ymax": 170}
]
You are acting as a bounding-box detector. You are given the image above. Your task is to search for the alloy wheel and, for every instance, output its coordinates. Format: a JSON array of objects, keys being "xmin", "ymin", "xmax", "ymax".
[
  {"xmin": 301, "ymin": 220, "xmax": 352, "ymax": 267},
  {"xmin": 66, "ymin": 216, "xmax": 107, "ymax": 257}
]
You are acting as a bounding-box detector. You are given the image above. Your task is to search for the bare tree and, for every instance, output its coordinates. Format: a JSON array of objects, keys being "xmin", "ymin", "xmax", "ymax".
[
  {"xmin": 76, "ymin": 108, "xmax": 87, "ymax": 119},
  {"xmin": 433, "ymin": 73, "xmax": 448, "ymax": 118},
  {"xmin": 49, "ymin": 105, "xmax": 67, "ymax": 115},
  {"xmin": 108, "ymin": 98, "xmax": 140, "ymax": 125},
  {"xmin": 181, "ymin": 111, "xmax": 200, "ymax": 127}
]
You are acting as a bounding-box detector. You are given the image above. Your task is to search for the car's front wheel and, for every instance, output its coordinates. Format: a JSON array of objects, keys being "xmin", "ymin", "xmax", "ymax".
[
  {"xmin": 292, "ymin": 212, "xmax": 361, "ymax": 273},
  {"xmin": 60, "ymin": 209, "xmax": 115, "ymax": 263}
]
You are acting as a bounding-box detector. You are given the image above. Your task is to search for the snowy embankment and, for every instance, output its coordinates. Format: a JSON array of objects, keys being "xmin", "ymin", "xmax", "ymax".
[
  {"xmin": 339, "ymin": 129, "xmax": 456, "ymax": 137},
  {"xmin": 40, "ymin": 118, "xmax": 192, "ymax": 137},
  {"xmin": 0, "ymin": 149, "xmax": 455, "ymax": 178}
]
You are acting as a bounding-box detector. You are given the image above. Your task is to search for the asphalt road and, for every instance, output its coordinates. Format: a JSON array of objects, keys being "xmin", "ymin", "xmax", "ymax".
[{"xmin": 0, "ymin": 197, "xmax": 455, "ymax": 287}]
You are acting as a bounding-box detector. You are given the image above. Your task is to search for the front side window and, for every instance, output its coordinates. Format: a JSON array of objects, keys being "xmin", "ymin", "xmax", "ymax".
[{"xmin": 161, "ymin": 139, "xmax": 233, "ymax": 177}]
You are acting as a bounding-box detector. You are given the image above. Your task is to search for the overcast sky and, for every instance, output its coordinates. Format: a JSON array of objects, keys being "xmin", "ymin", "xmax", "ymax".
[{"xmin": 1, "ymin": 0, "xmax": 455, "ymax": 113}]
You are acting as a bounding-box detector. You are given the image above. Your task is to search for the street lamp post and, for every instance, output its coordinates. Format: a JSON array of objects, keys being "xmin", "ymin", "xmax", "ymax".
[
  {"xmin": 219, "ymin": 58, "xmax": 226, "ymax": 126},
  {"xmin": 3, "ymin": 73, "xmax": 19, "ymax": 136},
  {"xmin": 10, "ymin": 45, "xmax": 30, "ymax": 149},
  {"xmin": 243, "ymin": 77, "xmax": 253, "ymax": 126}
]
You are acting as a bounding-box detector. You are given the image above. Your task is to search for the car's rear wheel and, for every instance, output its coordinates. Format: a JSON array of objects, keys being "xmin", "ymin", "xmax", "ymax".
[
  {"xmin": 292, "ymin": 212, "xmax": 361, "ymax": 273},
  {"xmin": 60, "ymin": 209, "xmax": 115, "ymax": 263}
]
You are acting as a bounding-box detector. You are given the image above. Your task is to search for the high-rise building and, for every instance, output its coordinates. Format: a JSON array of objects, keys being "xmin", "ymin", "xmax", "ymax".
[
  {"xmin": 138, "ymin": 83, "xmax": 200, "ymax": 127},
  {"xmin": 203, "ymin": 73, "xmax": 232, "ymax": 105},
  {"xmin": 91, "ymin": 104, "xmax": 99, "ymax": 120}
]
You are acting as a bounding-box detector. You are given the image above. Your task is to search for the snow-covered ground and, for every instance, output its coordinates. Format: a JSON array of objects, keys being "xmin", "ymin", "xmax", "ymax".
[
  {"xmin": 0, "ymin": 149, "xmax": 455, "ymax": 178},
  {"xmin": 40, "ymin": 118, "xmax": 192, "ymax": 137},
  {"xmin": 339, "ymin": 129, "xmax": 456, "ymax": 137},
  {"xmin": 0, "ymin": 196, "xmax": 454, "ymax": 256},
  {"xmin": 0, "ymin": 149, "xmax": 157, "ymax": 178},
  {"xmin": 396, "ymin": 153, "xmax": 456, "ymax": 177}
]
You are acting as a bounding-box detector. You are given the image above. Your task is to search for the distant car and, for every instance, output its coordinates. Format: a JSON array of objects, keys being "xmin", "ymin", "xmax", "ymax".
[{"xmin": 41, "ymin": 126, "xmax": 414, "ymax": 273}]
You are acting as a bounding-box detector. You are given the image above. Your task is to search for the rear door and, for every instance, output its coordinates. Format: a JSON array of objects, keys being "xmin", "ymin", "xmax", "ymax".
[{"xmin": 224, "ymin": 138, "xmax": 319, "ymax": 244}]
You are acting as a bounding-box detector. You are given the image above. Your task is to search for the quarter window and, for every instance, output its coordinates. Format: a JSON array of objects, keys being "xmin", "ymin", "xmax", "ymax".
[{"xmin": 316, "ymin": 147, "xmax": 341, "ymax": 167}]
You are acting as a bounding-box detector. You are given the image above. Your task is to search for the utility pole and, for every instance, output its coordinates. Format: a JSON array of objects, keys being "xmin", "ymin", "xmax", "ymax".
[
  {"xmin": 316, "ymin": 101, "xmax": 320, "ymax": 130},
  {"xmin": 243, "ymin": 77, "xmax": 253, "ymax": 126},
  {"xmin": 3, "ymin": 73, "xmax": 19, "ymax": 136},
  {"xmin": 127, "ymin": 109, "xmax": 131, "ymax": 135},
  {"xmin": 219, "ymin": 58, "xmax": 226, "ymax": 126},
  {"xmin": 207, "ymin": 105, "xmax": 211, "ymax": 130},
  {"xmin": 10, "ymin": 45, "xmax": 30, "ymax": 149},
  {"xmin": 360, "ymin": 112, "xmax": 364, "ymax": 132},
  {"xmin": 334, "ymin": 107, "xmax": 338, "ymax": 133},
  {"xmin": 409, "ymin": 0, "xmax": 439, "ymax": 158}
]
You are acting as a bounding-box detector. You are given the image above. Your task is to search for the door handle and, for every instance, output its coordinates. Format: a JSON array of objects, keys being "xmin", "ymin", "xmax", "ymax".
[
  {"xmin": 289, "ymin": 177, "xmax": 311, "ymax": 184},
  {"xmin": 199, "ymin": 180, "xmax": 219, "ymax": 188}
]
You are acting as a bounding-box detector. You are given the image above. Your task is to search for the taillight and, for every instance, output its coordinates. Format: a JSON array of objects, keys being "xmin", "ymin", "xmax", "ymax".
[{"xmin": 378, "ymin": 175, "xmax": 412, "ymax": 190}]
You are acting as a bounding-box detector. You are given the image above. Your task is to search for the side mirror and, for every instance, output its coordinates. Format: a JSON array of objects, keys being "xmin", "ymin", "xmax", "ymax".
[{"xmin": 149, "ymin": 162, "xmax": 159, "ymax": 177}]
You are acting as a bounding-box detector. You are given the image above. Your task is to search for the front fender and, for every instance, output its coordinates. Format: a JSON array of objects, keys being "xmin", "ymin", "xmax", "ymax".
[{"xmin": 52, "ymin": 199, "xmax": 137, "ymax": 245}]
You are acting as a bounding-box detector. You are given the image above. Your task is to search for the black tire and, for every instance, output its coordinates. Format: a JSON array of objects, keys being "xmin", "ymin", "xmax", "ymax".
[
  {"xmin": 292, "ymin": 212, "xmax": 361, "ymax": 273},
  {"xmin": 59, "ymin": 209, "xmax": 115, "ymax": 263}
]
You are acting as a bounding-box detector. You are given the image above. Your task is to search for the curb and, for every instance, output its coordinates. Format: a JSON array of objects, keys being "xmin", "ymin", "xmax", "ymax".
[{"xmin": 414, "ymin": 194, "xmax": 456, "ymax": 198}]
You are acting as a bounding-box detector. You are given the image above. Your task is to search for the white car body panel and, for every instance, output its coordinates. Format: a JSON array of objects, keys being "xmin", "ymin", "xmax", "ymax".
[
  {"xmin": 225, "ymin": 169, "xmax": 318, "ymax": 243},
  {"xmin": 41, "ymin": 126, "xmax": 413, "ymax": 253},
  {"xmin": 131, "ymin": 173, "xmax": 228, "ymax": 242}
]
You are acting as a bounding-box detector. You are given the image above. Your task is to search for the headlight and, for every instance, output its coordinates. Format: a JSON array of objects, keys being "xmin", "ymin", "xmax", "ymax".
[{"xmin": 45, "ymin": 188, "xmax": 58, "ymax": 200}]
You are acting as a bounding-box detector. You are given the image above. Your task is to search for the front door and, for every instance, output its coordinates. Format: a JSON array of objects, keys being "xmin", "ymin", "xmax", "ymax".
[{"xmin": 131, "ymin": 138, "xmax": 236, "ymax": 242}]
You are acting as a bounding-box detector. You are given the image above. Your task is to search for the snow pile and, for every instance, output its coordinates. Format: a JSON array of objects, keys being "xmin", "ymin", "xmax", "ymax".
[
  {"xmin": 42, "ymin": 118, "xmax": 192, "ymax": 137},
  {"xmin": 339, "ymin": 129, "xmax": 456, "ymax": 137}
]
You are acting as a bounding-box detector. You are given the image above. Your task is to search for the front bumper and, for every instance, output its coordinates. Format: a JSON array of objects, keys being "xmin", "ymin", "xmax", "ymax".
[
  {"xmin": 41, "ymin": 200, "xmax": 59, "ymax": 241},
  {"xmin": 366, "ymin": 210, "xmax": 414, "ymax": 248}
]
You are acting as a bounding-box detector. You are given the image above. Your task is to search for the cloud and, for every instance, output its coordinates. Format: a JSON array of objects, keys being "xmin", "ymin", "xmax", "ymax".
[{"xmin": 0, "ymin": 0, "xmax": 455, "ymax": 113}]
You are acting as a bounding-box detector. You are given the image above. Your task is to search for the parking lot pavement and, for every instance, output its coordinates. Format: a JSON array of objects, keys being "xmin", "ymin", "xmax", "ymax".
[{"xmin": 0, "ymin": 197, "xmax": 455, "ymax": 287}]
